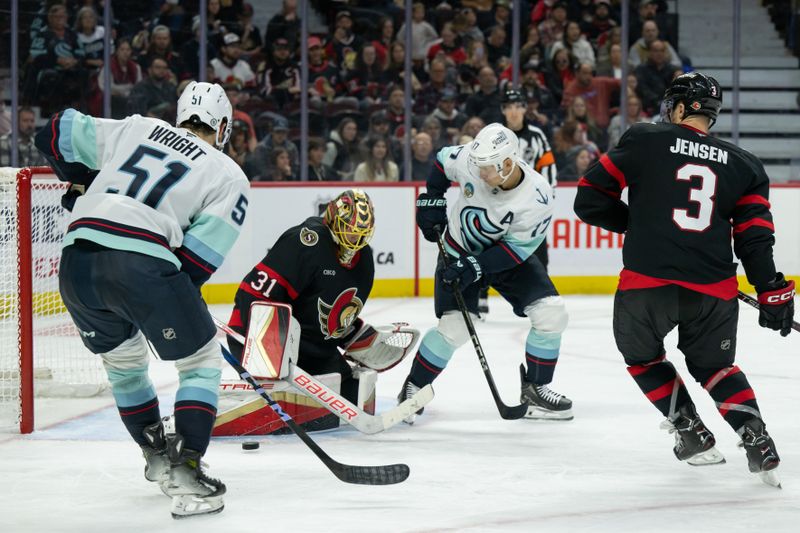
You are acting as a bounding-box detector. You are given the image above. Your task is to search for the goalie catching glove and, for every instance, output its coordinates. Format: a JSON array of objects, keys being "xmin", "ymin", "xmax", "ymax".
[{"xmin": 343, "ymin": 322, "xmax": 421, "ymax": 372}]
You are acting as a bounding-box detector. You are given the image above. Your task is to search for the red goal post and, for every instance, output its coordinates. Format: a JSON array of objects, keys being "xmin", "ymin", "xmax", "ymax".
[{"xmin": 0, "ymin": 167, "xmax": 107, "ymax": 434}]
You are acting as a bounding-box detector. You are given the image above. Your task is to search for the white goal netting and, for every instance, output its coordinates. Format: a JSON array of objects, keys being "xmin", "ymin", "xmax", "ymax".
[{"xmin": 0, "ymin": 167, "xmax": 108, "ymax": 431}]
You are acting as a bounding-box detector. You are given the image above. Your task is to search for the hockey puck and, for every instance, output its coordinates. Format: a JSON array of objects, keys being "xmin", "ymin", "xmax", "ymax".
[{"xmin": 241, "ymin": 441, "xmax": 260, "ymax": 451}]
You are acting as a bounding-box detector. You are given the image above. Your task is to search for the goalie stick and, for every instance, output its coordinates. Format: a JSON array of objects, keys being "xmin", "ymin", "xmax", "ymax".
[
  {"xmin": 737, "ymin": 290, "xmax": 800, "ymax": 333},
  {"xmin": 212, "ymin": 317, "xmax": 434, "ymax": 434},
  {"xmin": 435, "ymin": 233, "xmax": 529, "ymax": 420},
  {"xmin": 217, "ymin": 342, "xmax": 410, "ymax": 485}
]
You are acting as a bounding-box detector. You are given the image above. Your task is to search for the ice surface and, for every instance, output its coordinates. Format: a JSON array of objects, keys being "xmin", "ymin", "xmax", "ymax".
[{"xmin": 2, "ymin": 297, "xmax": 798, "ymax": 532}]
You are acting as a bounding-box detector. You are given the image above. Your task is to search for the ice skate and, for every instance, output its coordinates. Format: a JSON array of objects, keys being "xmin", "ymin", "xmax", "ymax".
[
  {"xmin": 519, "ymin": 365, "xmax": 573, "ymax": 420},
  {"xmin": 141, "ymin": 421, "xmax": 169, "ymax": 484},
  {"xmin": 661, "ymin": 403, "xmax": 725, "ymax": 466},
  {"xmin": 162, "ymin": 434, "xmax": 226, "ymax": 519},
  {"xmin": 397, "ymin": 378, "xmax": 424, "ymax": 424},
  {"xmin": 738, "ymin": 418, "xmax": 781, "ymax": 488}
]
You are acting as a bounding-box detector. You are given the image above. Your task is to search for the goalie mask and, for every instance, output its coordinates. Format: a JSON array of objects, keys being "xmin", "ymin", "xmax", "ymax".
[
  {"xmin": 176, "ymin": 81, "xmax": 233, "ymax": 149},
  {"xmin": 324, "ymin": 189, "xmax": 375, "ymax": 265},
  {"xmin": 468, "ymin": 123, "xmax": 520, "ymax": 184}
]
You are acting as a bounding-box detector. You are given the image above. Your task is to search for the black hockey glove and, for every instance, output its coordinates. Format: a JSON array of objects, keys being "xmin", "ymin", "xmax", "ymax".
[
  {"xmin": 756, "ymin": 273, "xmax": 795, "ymax": 337},
  {"xmin": 416, "ymin": 193, "xmax": 447, "ymax": 242},
  {"xmin": 440, "ymin": 255, "xmax": 482, "ymax": 290}
]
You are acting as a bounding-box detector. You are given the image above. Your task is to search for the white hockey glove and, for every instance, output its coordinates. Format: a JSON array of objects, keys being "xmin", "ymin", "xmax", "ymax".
[{"xmin": 343, "ymin": 322, "xmax": 421, "ymax": 372}]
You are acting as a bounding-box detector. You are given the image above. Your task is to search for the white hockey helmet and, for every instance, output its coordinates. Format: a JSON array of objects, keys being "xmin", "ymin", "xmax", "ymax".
[
  {"xmin": 468, "ymin": 123, "xmax": 520, "ymax": 182},
  {"xmin": 176, "ymin": 81, "xmax": 233, "ymax": 149}
]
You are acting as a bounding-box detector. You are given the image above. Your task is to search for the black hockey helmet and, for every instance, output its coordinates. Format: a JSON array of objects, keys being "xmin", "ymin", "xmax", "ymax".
[
  {"xmin": 661, "ymin": 71, "xmax": 723, "ymax": 127},
  {"xmin": 501, "ymin": 88, "xmax": 526, "ymax": 107}
]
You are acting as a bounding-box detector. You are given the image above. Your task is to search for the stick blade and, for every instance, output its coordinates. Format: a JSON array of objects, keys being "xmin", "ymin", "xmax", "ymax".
[
  {"xmin": 499, "ymin": 402, "xmax": 530, "ymax": 420},
  {"xmin": 334, "ymin": 463, "xmax": 410, "ymax": 485}
]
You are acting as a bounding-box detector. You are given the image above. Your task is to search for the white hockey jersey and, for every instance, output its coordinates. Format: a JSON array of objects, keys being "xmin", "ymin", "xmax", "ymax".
[
  {"xmin": 437, "ymin": 143, "xmax": 554, "ymax": 269},
  {"xmin": 51, "ymin": 109, "xmax": 249, "ymax": 283}
]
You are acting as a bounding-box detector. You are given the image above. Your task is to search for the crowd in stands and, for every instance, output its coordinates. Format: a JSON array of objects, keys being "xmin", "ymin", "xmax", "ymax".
[{"xmin": 4, "ymin": 0, "xmax": 689, "ymax": 182}]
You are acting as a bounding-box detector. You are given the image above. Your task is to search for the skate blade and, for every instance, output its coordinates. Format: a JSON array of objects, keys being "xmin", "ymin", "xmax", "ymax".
[
  {"xmin": 687, "ymin": 446, "xmax": 726, "ymax": 466},
  {"xmin": 171, "ymin": 495, "xmax": 225, "ymax": 519},
  {"xmin": 524, "ymin": 406, "xmax": 574, "ymax": 421},
  {"xmin": 759, "ymin": 469, "xmax": 782, "ymax": 489}
]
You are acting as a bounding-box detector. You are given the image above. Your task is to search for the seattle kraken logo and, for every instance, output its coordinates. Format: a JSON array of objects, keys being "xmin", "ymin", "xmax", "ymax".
[{"xmin": 459, "ymin": 207, "xmax": 504, "ymax": 253}]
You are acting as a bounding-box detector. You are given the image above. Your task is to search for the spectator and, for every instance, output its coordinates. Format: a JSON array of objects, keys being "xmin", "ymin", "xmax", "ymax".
[
  {"xmin": 237, "ymin": 3, "xmax": 263, "ymax": 58},
  {"xmin": 520, "ymin": 25, "xmax": 545, "ymax": 68},
  {"xmin": 557, "ymin": 147, "xmax": 593, "ymax": 182},
  {"xmin": 212, "ymin": 33, "xmax": 257, "ymax": 89},
  {"xmin": 421, "ymin": 116, "xmax": 446, "ymax": 151},
  {"xmin": 543, "ymin": 47, "xmax": 577, "ymax": 105},
  {"xmin": 308, "ymin": 137, "xmax": 336, "ymax": 181},
  {"xmin": 607, "ymin": 94, "xmax": 651, "ymax": 148},
  {"xmin": 485, "ymin": 25, "xmax": 510, "ymax": 67},
  {"xmin": 525, "ymin": 89, "xmax": 556, "ymax": 140},
  {"xmin": 397, "ymin": 2, "xmax": 439, "ymax": 62},
  {"xmin": 345, "ymin": 44, "xmax": 385, "ymax": 107},
  {"xmin": 323, "ymin": 117, "xmax": 361, "ymax": 181},
  {"xmin": 596, "ymin": 43, "xmax": 622, "ymax": 79},
  {"xmin": 428, "ymin": 87, "xmax": 468, "ymax": 144},
  {"xmin": 538, "ymin": 0, "xmax": 569, "ymax": 48},
  {"xmin": 180, "ymin": 17, "xmax": 218, "ymax": 81},
  {"xmin": 595, "ymin": 26, "xmax": 622, "ymax": 74},
  {"xmin": 460, "ymin": 116, "xmax": 485, "ymax": 142},
  {"xmin": 553, "ymin": 118, "xmax": 599, "ymax": 169},
  {"xmin": 382, "ymin": 41, "xmax": 422, "ymax": 92},
  {"xmin": 520, "ymin": 61, "xmax": 559, "ymax": 120},
  {"xmin": 308, "ymin": 36, "xmax": 340, "ymax": 103},
  {"xmin": 414, "ymin": 59, "xmax": 452, "ymax": 116},
  {"xmin": 138, "ymin": 26, "xmax": 181, "ymax": 83},
  {"xmin": 362, "ymin": 112, "xmax": 403, "ymax": 164},
  {"xmin": 226, "ymin": 119, "xmax": 258, "ymax": 176},
  {"xmin": 0, "ymin": 88, "xmax": 11, "ymax": 136},
  {"xmin": 427, "ymin": 23, "xmax": 467, "ymax": 67},
  {"xmin": 127, "ymin": 57, "xmax": 177, "ymax": 117},
  {"xmin": 561, "ymin": 62, "xmax": 621, "ymax": 129},
  {"xmin": 98, "ymin": 38, "xmax": 143, "ymax": 119},
  {"xmin": 0, "ymin": 107, "xmax": 46, "ymax": 167},
  {"xmin": 354, "ymin": 137, "xmax": 399, "ymax": 182},
  {"xmin": 260, "ymin": 37, "xmax": 300, "ymax": 107},
  {"xmin": 491, "ymin": 0, "xmax": 514, "ymax": 43},
  {"xmin": 225, "ymin": 83, "xmax": 258, "ymax": 151},
  {"xmin": 259, "ymin": 147, "xmax": 296, "ymax": 181},
  {"xmin": 550, "ymin": 21, "xmax": 595, "ymax": 69},
  {"xmin": 385, "ymin": 85, "xmax": 407, "ymax": 136},
  {"xmin": 629, "ymin": 20, "xmax": 682, "ymax": 70},
  {"xmin": 465, "ymin": 66, "xmax": 503, "ymax": 124},
  {"xmin": 205, "ymin": 0, "xmax": 224, "ymax": 44},
  {"xmin": 566, "ymin": 95, "xmax": 606, "ymax": 151},
  {"xmin": 407, "ymin": 131, "xmax": 435, "ymax": 181},
  {"xmin": 266, "ymin": 0, "xmax": 300, "ymax": 51},
  {"xmin": 584, "ymin": 0, "xmax": 617, "ymax": 43},
  {"xmin": 628, "ymin": 0, "xmax": 673, "ymax": 47},
  {"xmin": 452, "ymin": 7, "xmax": 484, "ymax": 49},
  {"xmin": 326, "ymin": 10, "xmax": 362, "ymax": 72},
  {"xmin": 373, "ymin": 17, "xmax": 395, "ymax": 66},
  {"xmin": 75, "ymin": 7, "xmax": 104, "ymax": 70},
  {"xmin": 568, "ymin": 0, "xmax": 597, "ymax": 27},
  {"xmin": 458, "ymin": 40, "xmax": 490, "ymax": 95},
  {"xmin": 634, "ymin": 39, "xmax": 682, "ymax": 115},
  {"xmin": 259, "ymin": 118, "xmax": 299, "ymax": 175}
]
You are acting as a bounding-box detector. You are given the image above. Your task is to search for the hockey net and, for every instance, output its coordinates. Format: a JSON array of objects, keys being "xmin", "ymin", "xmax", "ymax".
[{"xmin": 0, "ymin": 167, "xmax": 108, "ymax": 433}]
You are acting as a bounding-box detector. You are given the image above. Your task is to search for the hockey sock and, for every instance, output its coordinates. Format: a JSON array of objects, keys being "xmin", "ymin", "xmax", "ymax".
[
  {"xmin": 626, "ymin": 356, "xmax": 692, "ymax": 418},
  {"xmin": 407, "ymin": 328, "xmax": 455, "ymax": 387},
  {"xmin": 694, "ymin": 364, "xmax": 761, "ymax": 431},
  {"xmin": 106, "ymin": 365, "xmax": 160, "ymax": 447},
  {"xmin": 174, "ymin": 367, "xmax": 221, "ymax": 455},
  {"xmin": 524, "ymin": 329, "xmax": 561, "ymax": 384}
]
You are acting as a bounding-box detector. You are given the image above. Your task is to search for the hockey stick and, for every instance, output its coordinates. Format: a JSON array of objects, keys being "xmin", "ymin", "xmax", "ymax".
[
  {"xmin": 217, "ymin": 341, "xmax": 410, "ymax": 485},
  {"xmin": 737, "ymin": 290, "xmax": 800, "ymax": 333},
  {"xmin": 213, "ymin": 317, "xmax": 434, "ymax": 434},
  {"xmin": 435, "ymin": 233, "xmax": 529, "ymax": 420}
]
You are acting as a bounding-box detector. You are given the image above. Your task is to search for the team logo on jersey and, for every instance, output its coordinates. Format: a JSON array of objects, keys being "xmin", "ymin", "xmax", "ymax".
[
  {"xmin": 300, "ymin": 227, "xmax": 319, "ymax": 246},
  {"xmin": 464, "ymin": 183, "xmax": 475, "ymax": 198},
  {"xmin": 459, "ymin": 207, "xmax": 504, "ymax": 253},
  {"xmin": 318, "ymin": 288, "xmax": 363, "ymax": 339}
]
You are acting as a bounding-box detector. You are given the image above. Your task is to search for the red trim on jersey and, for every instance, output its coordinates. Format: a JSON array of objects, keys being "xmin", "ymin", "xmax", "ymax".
[
  {"xmin": 733, "ymin": 218, "xmax": 774, "ymax": 234},
  {"xmin": 618, "ymin": 269, "xmax": 738, "ymax": 300},
  {"xmin": 599, "ymin": 154, "xmax": 627, "ymax": 190},
  {"xmin": 228, "ymin": 308, "xmax": 243, "ymax": 328},
  {"xmin": 176, "ymin": 249, "xmax": 213, "ymax": 273},
  {"xmin": 645, "ymin": 380, "xmax": 675, "ymax": 402},
  {"xmin": 735, "ymin": 195, "xmax": 770, "ymax": 208},
  {"xmin": 119, "ymin": 400, "xmax": 159, "ymax": 416},
  {"xmin": 498, "ymin": 241, "xmax": 523, "ymax": 264},
  {"xmin": 50, "ymin": 112, "xmax": 61, "ymax": 159},
  {"xmin": 577, "ymin": 177, "xmax": 622, "ymax": 199},
  {"xmin": 174, "ymin": 405, "xmax": 217, "ymax": 416},
  {"xmin": 254, "ymin": 263, "xmax": 299, "ymax": 299},
  {"xmin": 679, "ymin": 124, "xmax": 708, "ymax": 135},
  {"xmin": 434, "ymin": 160, "xmax": 444, "ymax": 173},
  {"xmin": 238, "ymin": 280, "xmax": 269, "ymax": 301}
]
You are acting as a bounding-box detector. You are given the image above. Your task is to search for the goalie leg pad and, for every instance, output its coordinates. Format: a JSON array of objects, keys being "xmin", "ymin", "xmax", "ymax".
[{"xmin": 242, "ymin": 302, "xmax": 300, "ymax": 379}]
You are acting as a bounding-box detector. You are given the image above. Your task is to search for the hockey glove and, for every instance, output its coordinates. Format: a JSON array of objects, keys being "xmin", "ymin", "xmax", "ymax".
[
  {"xmin": 416, "ymin": 193, "xmax": 447, "ymax": 242},
  {"xmin": 440, "ymin": 255, "xmax": 482, "ymax": 290},
  {"xmin": 756, "ymin": 273, "xmax": 795, "ymax": 337}
]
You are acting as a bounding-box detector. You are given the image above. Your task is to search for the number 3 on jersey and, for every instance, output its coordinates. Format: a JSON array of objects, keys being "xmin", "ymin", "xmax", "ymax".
[
  {"xmin": 672, "ymin": 163, "xmax": 717, "ymax": 232},
  {"xmin": 251, "ymin": 271, "xmax": 277, "ymax": 297}
]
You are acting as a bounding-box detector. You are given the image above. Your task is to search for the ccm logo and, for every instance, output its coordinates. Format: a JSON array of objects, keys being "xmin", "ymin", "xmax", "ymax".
[
  {"xmin": 293, "ymin": 374, "xmax": 358, "ymax": 420},
  {"xmin": 766, "ymin": 290, "xmax": 795, "ymax": 303}
]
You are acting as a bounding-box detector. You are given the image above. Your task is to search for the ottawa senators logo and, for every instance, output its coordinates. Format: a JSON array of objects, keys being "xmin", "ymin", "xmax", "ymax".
[{"xmin": 317, "ymin": 288, "xmax": 363, "ymax": 339}]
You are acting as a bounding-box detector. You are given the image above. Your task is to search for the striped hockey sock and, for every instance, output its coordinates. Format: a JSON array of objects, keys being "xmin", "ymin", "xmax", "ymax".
[
  {"xmin": 407, "ymin": 328, "xmax": 455, "ymax": 387},
  {"xmin": 627, "ymin": 356, "xmax": 692, "ymax": 418},
  {"xmin": 106, "ymin": 366, "xmax": 160, "ymax": 447},
  {"xmin": 524, "ymin": 329, "xmax": 561, "ymax": 384},
  {"xmin": 702, "ymin": 365, "xmax": 761, "ymax": 431}
]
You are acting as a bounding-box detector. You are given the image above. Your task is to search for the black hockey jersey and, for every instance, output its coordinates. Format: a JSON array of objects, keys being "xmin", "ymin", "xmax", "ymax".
[
  {"xmin": 574, "ymin": 122, "xmax": 776, "ymax": 299},
  {"xmin": 228, "ymin": 216, "xmax": 375, "ymax": 361}
]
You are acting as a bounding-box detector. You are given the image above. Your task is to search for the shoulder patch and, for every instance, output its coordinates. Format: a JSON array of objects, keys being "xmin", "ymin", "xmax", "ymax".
[{"xmin": 299, "ymin": 227, "xmax": 319, "ymax": 246}]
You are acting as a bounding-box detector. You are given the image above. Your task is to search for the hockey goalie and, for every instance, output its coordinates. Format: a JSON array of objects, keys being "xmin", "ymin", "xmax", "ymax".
[{"xmin": 214, "ymin": 189, "xmax": 427, "ymax": 436}]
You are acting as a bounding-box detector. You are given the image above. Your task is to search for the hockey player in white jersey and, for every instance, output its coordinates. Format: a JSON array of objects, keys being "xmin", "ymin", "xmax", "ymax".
[
  {"xmin": 35, "ymin": 81, "xmax": 249, "ymax": 518},
  {"xmin": 399, "ymin": 123, "xmax": 573, "ymax": 422}
]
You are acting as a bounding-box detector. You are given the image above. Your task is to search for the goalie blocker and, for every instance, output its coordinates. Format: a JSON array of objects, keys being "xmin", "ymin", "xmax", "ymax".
[{"xmin": 214, "ymin": 302, "xmax": 420, "ymax": 436}]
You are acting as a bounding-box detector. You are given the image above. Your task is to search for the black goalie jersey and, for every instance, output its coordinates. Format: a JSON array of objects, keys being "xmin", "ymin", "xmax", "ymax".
[
  {"xmin": 575, "ymin": 122, "xmax": 777, "ymax": 300},
  {"xmin": 228, "ymin": 216, "xmax": 375, "ymax": 363}
]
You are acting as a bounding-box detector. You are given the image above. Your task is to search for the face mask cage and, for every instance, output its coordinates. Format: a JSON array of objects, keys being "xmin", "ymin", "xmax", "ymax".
[{"xmin": 325, "ymin": 191, "xmax": 375, "ymax": 263}]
